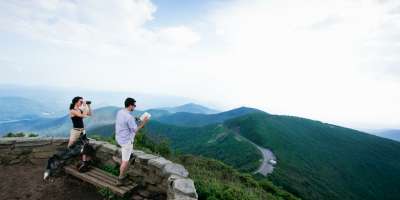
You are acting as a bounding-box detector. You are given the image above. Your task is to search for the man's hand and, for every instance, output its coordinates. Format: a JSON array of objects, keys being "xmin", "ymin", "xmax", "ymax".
[
  {"xmin": 142, "ymin": 116, "xmax": 149, "ymax": 124},
  {"xmin": 137, "ymin": 116, "xmax": 149, "ymax": 132}
]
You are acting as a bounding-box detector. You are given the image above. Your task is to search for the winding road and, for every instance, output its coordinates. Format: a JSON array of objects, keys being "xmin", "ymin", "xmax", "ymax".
[
  {"xmin": 253, "ymin": 144, "xmax": 276, "ymax": 176},
  {"xmin": 234, "ymin": 132, "xmax": 277, "ymax": 176}
]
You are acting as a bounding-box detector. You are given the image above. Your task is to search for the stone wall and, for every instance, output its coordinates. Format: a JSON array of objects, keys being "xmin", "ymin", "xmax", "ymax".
[{"xmin": 0, "ymin": 137, "xmax": 198, "ymax": 200}]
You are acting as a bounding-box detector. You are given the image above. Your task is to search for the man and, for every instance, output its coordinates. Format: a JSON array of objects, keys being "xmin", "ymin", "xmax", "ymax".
[{"xmin": 115, "ymin": 97, "xmax": 148, "ymax": 186}]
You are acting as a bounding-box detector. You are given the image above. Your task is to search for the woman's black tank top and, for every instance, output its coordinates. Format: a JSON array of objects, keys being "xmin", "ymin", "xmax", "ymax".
[{"xmin": 71, "ymin": 109, "xmax": 84, "ymax": 128}]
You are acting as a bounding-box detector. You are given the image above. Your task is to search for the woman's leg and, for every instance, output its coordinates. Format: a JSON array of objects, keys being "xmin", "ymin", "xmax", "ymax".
[{"xmin": 68, "ymin": 129, "xmax": 81, "ymax": 148}]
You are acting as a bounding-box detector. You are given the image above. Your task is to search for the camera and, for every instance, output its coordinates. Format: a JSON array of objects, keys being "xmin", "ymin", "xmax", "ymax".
[{"xmin": 86, "ymin": 101, "xmax": 92, "ymax": 105}]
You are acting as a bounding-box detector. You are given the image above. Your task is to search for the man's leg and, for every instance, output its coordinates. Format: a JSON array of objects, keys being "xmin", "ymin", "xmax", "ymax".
[
  {"xmin": 119, "ymin": 160, "xmax": 129, "ymax": 178},
  {"xmin": 117, "ymin": 143, "xmax": 132, "ymax": 186}
]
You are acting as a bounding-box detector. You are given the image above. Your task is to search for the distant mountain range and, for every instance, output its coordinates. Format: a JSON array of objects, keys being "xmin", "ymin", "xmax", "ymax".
[
  {"xmin": 369, "ymin": 129, "xmax": 400, "ymax": 142},
  {"xmin": 0, "ymin": 96, "xmax": 54, "ymax": 121},
  {"xmin": 0, "ymin": 85, "xmax": 217, "ymax": 116},
  {"xmin": 0, "ymin": 102, "xmax": 221, "ymax": 136},
  {"xmin": 157, "ymin": 103, "xmax": 219, "ymax": 114}
]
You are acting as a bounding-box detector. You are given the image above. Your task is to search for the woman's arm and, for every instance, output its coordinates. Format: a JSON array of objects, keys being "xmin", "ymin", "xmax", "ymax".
[
  {"xmin": 70, "ymin": 109, "xmax": 88, "ymax": 118},
  {"xmin": 86, "ymin": 104, "xmax": 92, "ymax": 116}
]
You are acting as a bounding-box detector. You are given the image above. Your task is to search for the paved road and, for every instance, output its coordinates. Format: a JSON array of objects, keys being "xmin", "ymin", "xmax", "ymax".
[
  {"xmin": 234, "ymin": 132, "xmax": 276, "ymax": 176},
  {"xmin": 253, "ymin": 144, "xmax": 276, "ymax": 176}
]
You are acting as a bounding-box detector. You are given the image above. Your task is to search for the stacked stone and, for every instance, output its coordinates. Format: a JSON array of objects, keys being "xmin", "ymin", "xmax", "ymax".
[
  {"xmin": 0, "ymin": 137, "xmax": 68, "ymax": 165},
  {"xmin": 91, "ymin": 140, "xmax": 198, "ymax": 200}
]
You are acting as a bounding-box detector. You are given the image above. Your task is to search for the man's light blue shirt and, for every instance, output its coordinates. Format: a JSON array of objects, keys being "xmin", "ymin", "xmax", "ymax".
[{"xmin": 115, "ymin": 109, "xmax": 137, "ymax": 145}]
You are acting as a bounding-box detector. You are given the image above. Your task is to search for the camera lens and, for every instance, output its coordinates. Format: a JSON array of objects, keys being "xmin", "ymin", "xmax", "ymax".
[{"xmin": 86, "ymin": 101, "xmax": 92, "ymax": 105}]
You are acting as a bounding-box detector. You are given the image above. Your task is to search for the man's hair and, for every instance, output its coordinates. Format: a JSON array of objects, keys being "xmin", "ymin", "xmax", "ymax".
[{"xmin": 124, "ymin": 97, "xmax": 136, "ymax": 108}]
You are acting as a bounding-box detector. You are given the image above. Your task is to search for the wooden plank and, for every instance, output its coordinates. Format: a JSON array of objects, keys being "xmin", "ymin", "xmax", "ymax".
[
  {"xmin": 84, "ymin": 170, "xmax": 119, "ymax": 186},
  {"xmin": 83, "ymin": 167, "xmax": 136, "ymax": 191},
  {"xmin": 88, "ymin": 169, "xmax": 116, "ymax": 182},
  {"xmin": 64, "ymin": 165, "xmax": 126, "ymax": 196},
  {"xmin": 88, "ymin": 169, "xmax": 136, "ymax": 191},
  {"xmin": 90, "ymin": 167, "xmax": 120, "ymax": 182},
  {"xmin": 64, "ymin": 165, "xmax": 136, "ymax": 196}
]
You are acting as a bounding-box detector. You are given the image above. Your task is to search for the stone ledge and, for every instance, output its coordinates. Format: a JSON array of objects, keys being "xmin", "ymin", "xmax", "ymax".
[
  {"xmin": 162, "ymin": 163, "xmax": 189, "ymax": 178},
  {"xmin": 0, "ymin": 137, "xmax": 198, "ymax": 200}
]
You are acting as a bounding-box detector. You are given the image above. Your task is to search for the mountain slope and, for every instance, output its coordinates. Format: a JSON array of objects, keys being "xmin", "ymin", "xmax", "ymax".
[
  {"xmin": 157, "ymin": 103, "xmax": 219, "ymax": 114},
  {"xmin": 224, "ymin": 112, "xmax": 400, "ymax": 200},
  {"xmin": 155, "ymin": 107, "xmax": 263, "ymax": 127}
]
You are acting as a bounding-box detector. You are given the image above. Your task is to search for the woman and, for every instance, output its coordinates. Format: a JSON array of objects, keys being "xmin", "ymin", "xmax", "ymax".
[{"xmin": 68, "ymin": 96, "xmax": 91, "ymax": 148}]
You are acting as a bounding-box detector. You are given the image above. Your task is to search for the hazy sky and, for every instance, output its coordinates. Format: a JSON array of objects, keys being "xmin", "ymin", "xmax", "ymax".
[{"xmin": 0, "ymin": 0, "xmax": 399, "ymax": 130}]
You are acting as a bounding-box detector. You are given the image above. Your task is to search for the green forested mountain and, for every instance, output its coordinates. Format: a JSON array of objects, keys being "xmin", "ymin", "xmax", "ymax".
[
  {"xmin": 155, "ymin": 107, "xmax": 262, "ymax": 127},
  {"xmin": 91, "ymin": 111, "xmax": 400, "ymax": 200},
  {"xmin": 224, "ymin": 112, "xmax": 400, "ymax": 200}
]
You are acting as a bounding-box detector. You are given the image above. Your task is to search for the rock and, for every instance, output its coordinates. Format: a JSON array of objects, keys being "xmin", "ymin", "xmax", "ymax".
[
  {"xmin": 15, "ymin": 140, "xmax": 52, "ymax": 148},
  {"xmin": 0, "ymin": 139, "xmax": 15, "ymax": 145},
  {"xmin": 131, "ymin": 194, "xmax": 144, "ymax": 200},
  {"xmin": 89, "ymin": 140, "xmax": 107, "ymax": 149},
  {"xmin": 143, "ymin": 174, "xmax": 163, "ymax": 184},
  {"xmin": 146, "ymin": 184, "xmax": 164, "ymax": 193},
  {"xmin": 138, "ymin": 189, "xmax": 151, "ymax": 197},
  {"xmin": 148, "ymin": 157, "xmax": 172, "ymax": 169},
  {"xmin": 171, "ymin": 178, "xmax": 197, "ymax": 198},
  {"xmin": 167, "ymin": 193, "xmax": 197, "ymax": 200},
  {"xmin": 136, "ymin": 154, "xmax": 159, "ymax": 164},
  {"xmin": 8, "ymin": 159, "xmax": 21, "ymax": 165},
  {"xmin": 51, "ymin": 138, "xmax": 69, "ymax": 144},
  {"xmin": 100, "ymin": 143, "xmax": 118, "ymax": 153},
  {"xmin": 162, "ymin": 163, "xmax": 189, "ymax": 177},
  {"xmin": 127, "ymin": 167, "xmax": 143, "ymax": 176}
]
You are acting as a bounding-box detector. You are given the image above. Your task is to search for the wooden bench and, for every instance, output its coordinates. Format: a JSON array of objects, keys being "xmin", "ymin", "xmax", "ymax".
[{"xmin": 64, "ymin": 165, "xmax": 137, "ymax": 196}]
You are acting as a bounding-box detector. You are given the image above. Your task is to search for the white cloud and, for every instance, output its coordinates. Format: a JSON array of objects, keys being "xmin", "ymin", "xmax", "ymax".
[
  {"xmin": 192, "ymin": 0, "xmax": 400, "ymax": 129},
  {"xmin": 0, "ymin": 0, "xmax": 200, "ymax": 54},
  {"xmin": 0, "ymin": 0, "xmax": 399, "ymax": 129},
  {"xmin": 157, "ymin": 26, "xmax": 201, "ymax": 48}
]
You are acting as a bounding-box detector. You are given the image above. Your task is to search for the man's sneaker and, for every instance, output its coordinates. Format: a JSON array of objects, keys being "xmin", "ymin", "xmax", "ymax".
[
  {"xmin": 116, "ymin": 176, "xmax": 129, "ymax": 186},
  {"xmin": 77, "ymin": 161, "xmax": 91, "ymax": 173}
]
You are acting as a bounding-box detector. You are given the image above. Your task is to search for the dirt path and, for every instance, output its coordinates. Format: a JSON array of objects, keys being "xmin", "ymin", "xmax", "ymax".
[{"xmin": 0, "ymin": 159, "xmax": 102, "ymax": 200}]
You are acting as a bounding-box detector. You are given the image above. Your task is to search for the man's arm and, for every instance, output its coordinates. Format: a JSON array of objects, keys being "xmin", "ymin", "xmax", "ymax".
[
  {"xmin": 127, "ymin": 116, "xmax": 149, "ymax": 137},
  {"xmin": 136, "ymin": 117, "xmax": 149, "ymax": 132}
]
